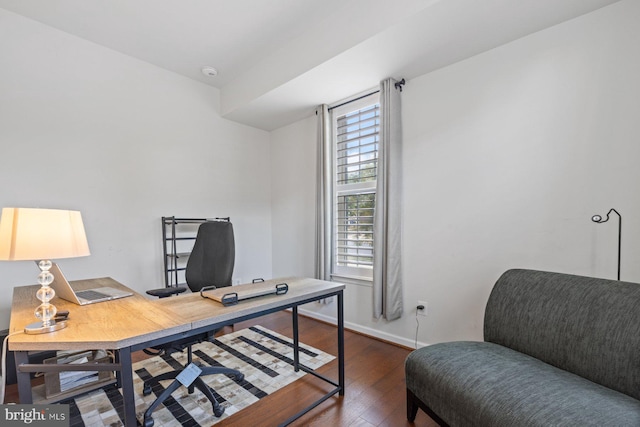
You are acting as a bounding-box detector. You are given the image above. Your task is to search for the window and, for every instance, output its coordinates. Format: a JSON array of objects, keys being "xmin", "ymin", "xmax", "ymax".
[{"xmin": 331, "ymin": 94, "xmax": 380, "ymax": 279}]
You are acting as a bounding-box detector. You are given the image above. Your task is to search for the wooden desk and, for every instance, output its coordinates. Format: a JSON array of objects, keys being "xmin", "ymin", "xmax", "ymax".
[
  {"xmin": 9, "ymin": 276, "xmax": 345, "ymax": 427},
  {"xmin": 9, "ymin": 277, "xmax": 189, "ymax": 352}
]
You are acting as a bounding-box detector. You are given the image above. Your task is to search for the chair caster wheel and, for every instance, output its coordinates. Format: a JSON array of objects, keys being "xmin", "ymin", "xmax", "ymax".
[
  {"xmin": 236, "ymin": 373, "xmax": 245, "ymax": 382},
  {"xmin": 214, "ymin": 406, "xmax": 225, "ymax": 417},
  {"xmin": 144, "ymin": 416, "xmax": 155, "ymax": 427},
  {"xmin": 143, "ymin": 383, "xmax": 152, "ymax": 396}
]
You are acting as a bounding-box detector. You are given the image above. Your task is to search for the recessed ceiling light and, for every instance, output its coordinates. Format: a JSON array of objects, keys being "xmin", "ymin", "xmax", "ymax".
[{"xmin": 201, "ymin": 66, "xmax": 218, "ymax": 77}]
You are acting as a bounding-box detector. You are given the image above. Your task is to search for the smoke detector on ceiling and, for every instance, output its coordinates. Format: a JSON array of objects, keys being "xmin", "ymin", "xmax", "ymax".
[{"xmin": 201, "ymin": 66, "xmax": 218, "ymax": 77}]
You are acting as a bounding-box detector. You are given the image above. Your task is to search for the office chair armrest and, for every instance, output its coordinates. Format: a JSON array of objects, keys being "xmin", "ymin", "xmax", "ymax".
[{"xmin": 146, "ymin": 287, "xmax": 188, "ymax": 298}]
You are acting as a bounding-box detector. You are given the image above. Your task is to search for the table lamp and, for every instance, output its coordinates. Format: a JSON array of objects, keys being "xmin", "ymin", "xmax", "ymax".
[{"xmin": 0, "ymin": 207, "xmax": 90, "ymax": 334}]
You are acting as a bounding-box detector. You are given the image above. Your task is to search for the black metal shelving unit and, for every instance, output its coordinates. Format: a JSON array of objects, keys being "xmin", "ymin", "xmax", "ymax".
[{"xmin": 162, "ymin": 217, "xmax": 203, "ymax": 288}]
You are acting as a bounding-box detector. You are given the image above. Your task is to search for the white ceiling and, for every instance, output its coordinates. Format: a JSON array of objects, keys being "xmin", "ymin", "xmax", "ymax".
[{"xmin": 0, "ymin": 0, "xmax": 620, "ymax": 131}]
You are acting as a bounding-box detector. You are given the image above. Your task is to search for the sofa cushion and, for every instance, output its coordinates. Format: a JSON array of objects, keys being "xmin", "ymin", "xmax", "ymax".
[
  {"xmin": 484, "ymin": 269, "xmax": 640, "ymax": 400},
  {"xmin": 406, "ymin": 341, "xmax": 640, "ymax": 427}
]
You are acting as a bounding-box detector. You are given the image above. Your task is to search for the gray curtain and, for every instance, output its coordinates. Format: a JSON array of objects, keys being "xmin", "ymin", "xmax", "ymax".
[
  {"xmin": 315, "ymin": 105, "xmax": 332, "ymax": 282},
  {"xmin": 373, "ymin": 78, "xmax": 403, "ymax": 320}
]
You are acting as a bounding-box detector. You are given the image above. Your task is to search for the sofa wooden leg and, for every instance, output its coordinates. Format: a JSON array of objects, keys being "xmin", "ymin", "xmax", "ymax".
[
  {"xmin": 407, "ymin": 388, "xmax": 419, "ymax": 421},
  {"xmin": 406, "ymin": 388, "xmax": 450, "ymax": 426}
]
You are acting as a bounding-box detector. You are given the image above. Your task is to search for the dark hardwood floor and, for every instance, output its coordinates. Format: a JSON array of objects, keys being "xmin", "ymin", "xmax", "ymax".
[
  {"xmin": 5, "ymin": 311, "xmax": 438, "ymax": 427},
  {"xmin": 215, "ymin": 311, "xmax": 438, "ymax": 427}
]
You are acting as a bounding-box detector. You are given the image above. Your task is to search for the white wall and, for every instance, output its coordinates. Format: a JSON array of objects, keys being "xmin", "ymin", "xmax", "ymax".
[
  {"xmin": 0, "ymin": 9, "xmax": 273, "ymax": 329},
  {"xmin": 270, "ymin": 116, "xmax": 317, "ymax": 278},
  {"xmin": 269, "ymin": 0, "xmax": 640, "ymax": 347}
]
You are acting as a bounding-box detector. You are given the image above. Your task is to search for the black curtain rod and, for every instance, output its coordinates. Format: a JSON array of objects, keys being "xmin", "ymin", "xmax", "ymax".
[
  {"xmin": 326, "ymin": 78, "xmax": 406, "ymax": 112},
  {"xmin": 328, "ymin": 90, "xmax": 380, "ymax": 112}
]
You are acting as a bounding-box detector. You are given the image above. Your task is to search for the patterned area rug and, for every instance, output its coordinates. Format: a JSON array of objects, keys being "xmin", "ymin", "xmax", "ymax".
[{"xmin": 62, "ymin": 326, "xmax": 335, "ymax": 426}]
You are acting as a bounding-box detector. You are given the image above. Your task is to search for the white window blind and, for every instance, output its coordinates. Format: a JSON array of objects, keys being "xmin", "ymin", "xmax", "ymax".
[
  {"xmin": 332, "ymin": 95, "xmax": 380, "ymax": 278},
  {"xmin": 336, "ymin": 104, "xmax": 380, "ymax": 185},
  {"xmin": 336, "ymin": 192, "xmax": 375, "ymax": 268}
]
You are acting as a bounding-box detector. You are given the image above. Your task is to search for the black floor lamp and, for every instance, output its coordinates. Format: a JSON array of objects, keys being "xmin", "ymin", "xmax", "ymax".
[{"xmin": 591, "ymin": 208, "xmax": 621, "ymax": 281}]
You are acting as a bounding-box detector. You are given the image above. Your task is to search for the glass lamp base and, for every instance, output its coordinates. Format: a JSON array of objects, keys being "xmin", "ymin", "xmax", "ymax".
[{"xmin": 24, "ymin": 320, "xmax": 67, "ymax": 335}]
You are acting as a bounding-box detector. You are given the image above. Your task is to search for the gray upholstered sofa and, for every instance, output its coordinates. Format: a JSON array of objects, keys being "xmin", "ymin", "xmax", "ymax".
[{"xmin": 405, "ymin": 269, "xmax": 640, "ymax": 426}]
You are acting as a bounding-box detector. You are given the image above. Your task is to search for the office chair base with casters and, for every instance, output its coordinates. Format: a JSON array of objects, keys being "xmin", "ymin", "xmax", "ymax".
[{"xmin": 142, "ymin": 362, "xmax": 244, "ymax": 427}]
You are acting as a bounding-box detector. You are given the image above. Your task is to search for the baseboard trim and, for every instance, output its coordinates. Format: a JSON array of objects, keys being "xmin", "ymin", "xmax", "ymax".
[{"xmin": 297, "ymin": 308, "xmax": 430, "ymax": 350}]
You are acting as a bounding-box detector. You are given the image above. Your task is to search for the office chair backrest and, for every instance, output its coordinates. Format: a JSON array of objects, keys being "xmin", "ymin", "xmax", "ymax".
[{"xmin": 185, "ymin": 221, "xmax": 235, "ymax": 292}]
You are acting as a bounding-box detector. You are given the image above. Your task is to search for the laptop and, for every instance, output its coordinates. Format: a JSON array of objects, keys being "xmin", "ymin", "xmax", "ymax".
[{"xmin": 50, "ymin": 263, "xmax": 133, "ymax": 305}]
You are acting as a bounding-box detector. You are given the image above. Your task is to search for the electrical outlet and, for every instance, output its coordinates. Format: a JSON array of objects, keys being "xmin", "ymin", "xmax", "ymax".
[{"xmin": 417, "ymin": 300, "xmax": 428, "ymax": 317}]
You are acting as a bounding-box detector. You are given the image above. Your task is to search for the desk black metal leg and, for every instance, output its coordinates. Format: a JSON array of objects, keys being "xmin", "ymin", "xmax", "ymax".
[
  {"xmin": 292, "ymin": 306, "xmax": 300, "ymax": 371},
  {"xmin": 119, "ymin": 348, "xmax": 136, "ymax": 427},
  {"xmin": 278, "ymin": 291, "xmax": 346, "ymax": 427},
  {"xmin": 114, "ymin": 350, "xmax": 122, "ymax": 388},
  {"xmin": 15, "ymin": 351, "xmax": 32, "ymax": 404},
  {"xmin": 338, "ymin": 290, "xmax": 345, "ymax": 396}
]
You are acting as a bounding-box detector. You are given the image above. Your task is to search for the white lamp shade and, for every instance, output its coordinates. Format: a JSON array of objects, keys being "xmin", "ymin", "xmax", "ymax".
[{"xmin": 0, "ymin": 207, "xmax": 90, "ymax": 261}]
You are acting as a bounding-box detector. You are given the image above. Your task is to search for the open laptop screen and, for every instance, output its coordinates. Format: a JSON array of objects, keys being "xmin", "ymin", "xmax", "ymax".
[{"xmin": 50, "ymin": 263, "xmax": 132, "ymax": 305}]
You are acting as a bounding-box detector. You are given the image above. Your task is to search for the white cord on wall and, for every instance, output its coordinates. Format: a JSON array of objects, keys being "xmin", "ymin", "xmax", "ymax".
[
  {"xmin": 414, "ymin": 312, "xmax": 420, "ymax": 349},
  {"xmin": 1, "ymin": 331, "xmax": 23, "ymax": 404}
]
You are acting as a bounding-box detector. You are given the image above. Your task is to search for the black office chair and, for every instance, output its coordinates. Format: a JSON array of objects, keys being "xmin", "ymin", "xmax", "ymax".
[{"xmin": 142, "ymin": 220, "xmax": 244, "ymax": 427}]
